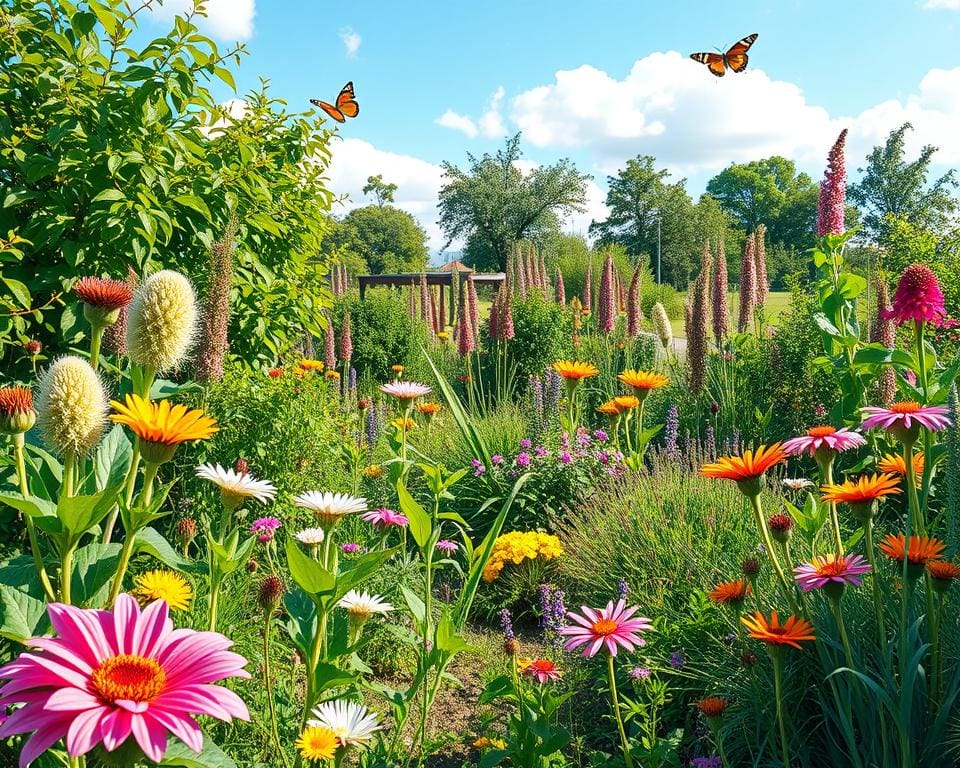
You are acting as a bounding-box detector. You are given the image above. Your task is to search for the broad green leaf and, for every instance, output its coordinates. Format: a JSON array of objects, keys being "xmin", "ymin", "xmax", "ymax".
[
  {"xmin": 2, "ymin": 277, "xmax": 30, "ymax": 308},
  {"xmin": 396, "ymin": 481, "xmax": 432, "ymax": 550},
  {"xmin": 283, "ymin": 588, "xmax": 318, "ymax": 658},
  {"xmin": 0, "ymin": 584, "xmax": 49, "ymax": 643},
  {"xmin": 285, "ymin": 538, "xmax": 335, "ymax": 595},
  {"xmin": 91, "ymin": 188, "xmax": 126, "ymax": 203},
  {"xmin": 70, "ymin": 543, "xmax": 122, "ymax": 607},
  {"xmin": 159, "ymin": 735, "xmax": 238, "ymax": 767},
  {"xmin": 0, "ymin": 493, "xmax": 56, "ymax": 519},
  {"xmin": 135, "ymin": 527, "xmax": 206, "ymax": 574},
  {"xmin": 173, "ymin": 194, "xmax": 212, "ymax": 220},
  {"xmin": 312, "ymin": 662, "xmax": 356, "ymax": 696},
  {"xmin": 57, "ymin": 487, "xmax": 121, "ymax": 541},
  {"xmin": 94, "ymin": 425, "xmax": 133, "ymax": 491},
  {"xmin": 333, "ymin": 547, "xmax": 398, "ymax": 603}
]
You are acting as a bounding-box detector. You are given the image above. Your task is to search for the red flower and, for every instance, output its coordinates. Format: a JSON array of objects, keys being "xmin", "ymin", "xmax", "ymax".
[
  {"xmin": 884, "ymin": 264, "xmax": 947, "ymax": 326},
  {"xmin": 73, "ymin": 276, "xmax": 133, "ymax": 310}
]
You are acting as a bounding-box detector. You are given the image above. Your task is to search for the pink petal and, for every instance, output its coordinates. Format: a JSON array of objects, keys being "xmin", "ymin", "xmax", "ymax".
[
  {"xmin": 44, "ymin": 686, "xmax": 101, "ymax": 712},
  {"xmin": 100, "ymin": 707, "xmax": 134, "ymax": 752},
  {"xmin": 18, "ymin": 723, "xmax": 69, "ymax": 768},
  {"xmin": 66, "ymin": 706, "xmax": 109, "ymax": 756},
  {"xmin": 131, "ymin": 712, "xmax": 168, "ymax": 764}
]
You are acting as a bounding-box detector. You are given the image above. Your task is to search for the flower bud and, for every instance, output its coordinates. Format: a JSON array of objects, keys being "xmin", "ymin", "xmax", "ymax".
[
  {"xmin": 36, "ymin": 356, "xmax": 108, "ymax": 457},
  {"xmin": 257, "ymin": 574, "xmax": 286, "ymax": 615},
  {"xmin": 768, "ymin": 513, "xmax": 793, "ymax": 544},
  {"xmin": 126, "ymin": 270, "xmax": 197, "ymax": 373},
  {"xmin": 0, "ymin": 386, "xmax": 36, "ymax": 435}
]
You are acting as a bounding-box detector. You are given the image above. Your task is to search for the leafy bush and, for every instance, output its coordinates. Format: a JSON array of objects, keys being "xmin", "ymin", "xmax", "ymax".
[{"xmin": 509, "ymin": 293, "xmax": 573, "ymax": 379}]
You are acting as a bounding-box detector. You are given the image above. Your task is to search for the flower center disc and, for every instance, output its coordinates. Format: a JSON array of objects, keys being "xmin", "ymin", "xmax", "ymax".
[
  {"xmin": 591, "ymin": 618, "xmax": 619, "ymax": 636},
  {"xmin": 90, "ymin": 654, "xmax": 166, "ymax": 703},
  {"xmin": 815, "ymin": 557, "xmax": 846, "ymax": 577},
  {"xmin": 890, "ymin": 401, "xmax": 921, "ymax": 414},
  {"xmin": 807, "ymin": 425, "xmax": 836, "ymax": 438}
]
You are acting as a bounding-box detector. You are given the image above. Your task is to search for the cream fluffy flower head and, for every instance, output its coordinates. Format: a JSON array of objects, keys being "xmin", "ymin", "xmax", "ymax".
[
  {"xmin": 126, "ymin": 270, "xmax": 197, "ymax": 372},
  {"xmin": 651, "ymin": 302, "xmax": 672, "ymax": 349},
  {"xmin": 36, "ymin": 355, "xmax": 108, "ymax": 456}
]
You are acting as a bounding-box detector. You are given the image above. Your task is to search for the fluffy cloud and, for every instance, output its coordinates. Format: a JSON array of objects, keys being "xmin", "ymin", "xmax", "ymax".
[
  {"xmin": 922, "ymin": 0, "xmax": 960, "ymax": 9},
  {"xmin": 339, "ymin": 27, "xmax": 362, "ymax": 58},
  {"xmin": 435, "ymin": 87, "xmax": 508, "ymax": 140},
  {"xmin": 151, "ymin": 0, "xmax": 255, "ymax": 40}
]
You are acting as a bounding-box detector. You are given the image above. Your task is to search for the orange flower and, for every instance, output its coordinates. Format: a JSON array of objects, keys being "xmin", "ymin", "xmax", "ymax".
[
  {"xmin": 618, "ymin": 369, "xmax": 668, "ymax": 392},
  {"xmin": 324, "ymin": 370, "xmax": 340, "ymax": 381},
  {"xmin": 417, "ymin": 402, "xmax": 442, "ymax": 415},
  {"xmin": 708, "ymin": 579, "xmax": 751, "ymax": 606},
  {"xmin": 700, "ymin": 444, "xmax": 787, "ymax": 483},
  {"xmin": 392, "ymin": 417, "xmax": 416, "ymax": 432},
  {"xmin": 597, "ymin": 401, "xmax": 621, "ymax": 417},
  {"xmin": 878, "ymin": 533, "xmax": 945, "ymax": 566},
  {"xmin": 928, "ymin": 561, "xmax": 960, "ymax": 592},
  {"xmin": 613, "ymin": 395, "xmax": 640, "ymax": 411},
  {"xmin": 821, "ymin": 473, "xmax": 901, "ymax": 505},
  {"xmin": 552, "ymin": 360, "xmax": 599, "ymax": 381},
  {"xmin": 298, "ymin": 359, "xmax": 324, "ymax": 372},
  {"xmin": 696, "ymin": 697, "xmax": 730, "ymax": 718},
  {"xmin": 741, "ymin": 611, "xmax": 815, "ymax": 650},
  {"xmin": 877, "ymin": 452, "xmax": 924, "ymax": 477}
]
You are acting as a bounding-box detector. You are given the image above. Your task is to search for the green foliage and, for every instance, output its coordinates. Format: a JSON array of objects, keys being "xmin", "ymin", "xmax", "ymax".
[
  {"xmin": 324, "ymin": 204, "xmax": 429, "ymax": 274},
  {"xmin": 0, "ymin": 1, "xmax": 335, "ymax": 372},
  {"xmin": 362, "ymin": 174, "xmax": 398, "ymax": 207},
  {"xmin": 880, "ymin": 213, "xmax": 960, "ymax": 316},
  {"xmin": 508, "ymin": 293, "xmax": 573, "ymax": 379},
  {"xmin": 439, "ymin": 134, "xmax": 590, "ymax": 271}
]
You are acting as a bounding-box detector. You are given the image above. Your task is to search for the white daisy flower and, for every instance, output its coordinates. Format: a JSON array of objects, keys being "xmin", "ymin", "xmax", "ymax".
[
  {"xmin": 379, "ymin": 381, "xmax": 432, "ymax": 400},
  {"xmin": 196, "ymin": 463, "xmax": 276, "ymax": 505},
  {"xmin": 294, "ymin": 527, "xmax": 326, "ymax": 545},
  {"xmin": 294, "ymin": 491, "xmax": 367, "ymax": 526},
  {"xmin": 338, "ymin": 590, "xmax": 394, "ymax": 618},
  {"xmin": 308, "ymin": 699, "xmax": 381, "ymax": 747},
  {"xmin": 782, "ymin": 478, "xmax": 814, "ymax": 492}
]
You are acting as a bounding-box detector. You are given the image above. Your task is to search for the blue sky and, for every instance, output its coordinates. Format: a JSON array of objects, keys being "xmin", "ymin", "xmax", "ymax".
[{"xmin": 148, "ymin": 0, "xmax": 960, "ymax": 251}]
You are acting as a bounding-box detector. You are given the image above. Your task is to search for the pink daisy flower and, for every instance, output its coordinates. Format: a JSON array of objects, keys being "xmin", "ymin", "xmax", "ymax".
[
  {"xmin": 861, "ymin": 402, "xmax": 952, "ymax": 434},
  {"xmin": 559, "ymin": 599, "xmax": 653, "ymax": 657},
  {"xmin": 380, "ymin": 381, "xmax": 432, "ymax": 400},
  {"xmin": 781, "ymin": 425, "xmax": 866, "ymax": 457},
  {"xmin": 793, "ymin": 553, "xmax": 872, "ymax": 592},
  {"xmin": 361, "ymin": 508, "xmax": 409, "ymax": 528},
  {"xmin": 521, "ymin": 658, "xmax": 562, "ymax": 684},
  {"xmin": 0, "ymin": 595, "xmax": 249, "ymax": 767},
  {"xmin": 883, "ymin": 263, "xmax": 947, "ymax": 326},
  {"xmin": 436, "ymin": 539, "xmax": 459, "ymax": 554}
]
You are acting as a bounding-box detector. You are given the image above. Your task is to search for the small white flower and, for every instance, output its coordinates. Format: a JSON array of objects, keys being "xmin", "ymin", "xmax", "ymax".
[
  {"xmin": 294, "ymin": 527, "xmax": 326, "ymax": 545},
  {"xmin": 782, "ymin": 478, "xmax": 814, "ymax": 492},
  {"xmin": 294, "ymin": 491, "xmax": 367, "ymax": 524},
  {"xmin": 308, "ymin": 699, "xmax": 381, "ymax": 747},
  {"xmin": 196, "ymin": 463, "xmax": 276, "ymax": 504},
  {"xmin": 380, "ymin": 381, "xmax": 432, "ymax": 400},
  {"xmin": 338, "ymin": 590, "xmax": 394, "ymax": 618}
]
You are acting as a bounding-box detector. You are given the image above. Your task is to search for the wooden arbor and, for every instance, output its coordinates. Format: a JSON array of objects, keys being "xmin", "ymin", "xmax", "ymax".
[{"xmin": 356, "ymin": 272, "xmax": 506, "ymax": 323}]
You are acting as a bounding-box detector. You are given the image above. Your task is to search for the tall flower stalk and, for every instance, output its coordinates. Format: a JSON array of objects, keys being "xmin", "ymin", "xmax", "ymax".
[
  {"xmin": 737, "ymin": 236, "xmax": 756, "ymax": 333},
  {"xmin": 712, "ymin": 241, "xmax": 729, "ymax": 346}
]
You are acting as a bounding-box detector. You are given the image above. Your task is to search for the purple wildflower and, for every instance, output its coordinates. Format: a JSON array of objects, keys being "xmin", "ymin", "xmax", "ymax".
[
  {"xmin": 515, "ymin": 452, "xmax": 531, "ymax": 468},
  {"xmin": 471, "ymin": 458, "xmax": 486, "ymax": 477},
  {"xmin": 629, "ymin": 667, "xmax": 652, "ymax": 681},
  {"xmin": 669, "ymin": 651, "xmax": 685, "ymax": 669},
  {"xmin": 534, "ymin": 445, "xmax": 548, "ymax": 458},
  {"xmin": 340, "ymin": 543, "xmax": 361, "ymax": 554},
  {"xmin": 491, "ymin": 454, "xmax": 504, "ymax": 465},
  {"xmin": 664, "ymin": 404, "xmax": 679, "ymax": 459},
  {"xmin": 436, "ymin": 540, "xmax": 459, "ymax": 554},
  {"xmin": 500, "ymin": 609, "xmax": 515, "ymax": 641},
  {"xmin": 520, "ymin": 438, "xmax": 532, "ymax": 449},
  {"xmin": 617, "ymin": 579, "xmax": 630, "ymax": 600},
  {"xmin": 593, "ymin": 429, "xmax": 608, "ymax": 442},
  {"xmin": 559, "ymin": 451, "xmax": 573, "ymax": 464}
]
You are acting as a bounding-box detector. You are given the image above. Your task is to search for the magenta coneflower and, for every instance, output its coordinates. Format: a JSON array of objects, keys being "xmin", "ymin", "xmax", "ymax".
[
  {"xmin": 598, "ymin": 251, "xmax": 616, "ymax": 334},
  {"xmin": 521, "ymin": 658, "xmax": 562, "ymax": 683},
  {"xmin": 361, "ymin": 508, "xmax": 409, "ymax": 528},
  {"xmin": 794, "ymin": 553, "xmax": 871, "ymax": 593},
  {"xmin": 555, "ymin": 268, "xmax": 566, "ymax": 308},
  {"xmin": 817, "ymin": 128, "xmax": 848, "ymax": 237},
  {"xmin": 0, "ymin": 595, "xmax": 249, "ymax": 766},
  {"xmin": 861, "ymin": 402, "xmax": 952, "ymax": 439},
  {"xmin": 782, "ymin": 426, "xmax": 866, "ymax": 457},
  {"xmin": 884, "ymin": 264, "xmax": 947, "ymax": 327},
  {"xmin": 626, "ymin": 263, "xmax": 642, "ymax": 337},
  {"xmin": 380, "ymin": 381, "xmax": 432, "ymax": 400},
  {"xmin": 559, "ymin": 599, "xmax": 653, "ymax": 657},
  {"xmin": 250, "ymin": 516, "xmax": 282, "ymax": 542}
]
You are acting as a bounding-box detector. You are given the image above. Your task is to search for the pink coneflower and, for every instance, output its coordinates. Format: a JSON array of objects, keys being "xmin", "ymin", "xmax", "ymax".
[
  {"xmin": 794, "ymin": 553, "xmax": 872, "ymax": 593},
  {"xmin": 380, "ymin": 381, "xmax": 432, "ymax": 400},
  {"xmin": 361, "ymin": 508, "xmax": 409, "ymax": 528},
  {"xmin": 555, "ymin": 268, "xmax": 566, "ymax": 307},
  {"xmin": 324, "ymin": 312, "xmax": 336, "ymax": 370},
  {"xmin": 712, "ymin": 241, "xmax": 729, "ymax": 344},
  {"xmin": 0, "ymin": 595, "xmax": 249, "ymax": 766},
  {"xmin": 781, "ymin": 425, "xmax": 866, "ymax": 458},
  {"xmin": 626, "ymin": 263, "xmax": 642, "ymax": 337},
  {"xmin": 861, "ymin": 402, "xmax": 952, "ymax": 436},
  {"xmin": 884, "ymin": 264, "xmax": 947, "ymax": 327},
  {"xmin": 339, "ymin": 313, "xmax": 353, "ymax": 364},
  {"xmin": 559, "ymin": 599, "xmax": 653, "ymax": 657},
  {"xmin": 598, "ymin": 252, "xmax": 616, "ymax": 334},
  {"xmin": 436, "ymin": 540, "xmax": 458, "ymax": 554},
  {"xmin": 250, "ymin": 516, "xmax": 282, "ymax": 543},
  {"xmin": 521, "ymin": 658, "xmax": 562, "ymax": 683},
  {"xmin": 817, "ymin": 128, "xmax": 848, "ymax": 237}
]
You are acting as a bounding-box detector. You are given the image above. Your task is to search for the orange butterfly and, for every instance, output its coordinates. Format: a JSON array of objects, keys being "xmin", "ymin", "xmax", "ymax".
[
  {"xmin": 690, "ymin": 34, "xmax": 758, "ymax": 77},
  {"xmin": 310, "ymin": 82, "xmax": 359, "ymax": 123}
]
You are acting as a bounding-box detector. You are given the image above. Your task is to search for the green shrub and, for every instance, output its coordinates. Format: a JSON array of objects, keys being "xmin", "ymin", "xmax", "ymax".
[{"xmin": 509, "ymin": 293, "xmax": 573, "ymax": 379}]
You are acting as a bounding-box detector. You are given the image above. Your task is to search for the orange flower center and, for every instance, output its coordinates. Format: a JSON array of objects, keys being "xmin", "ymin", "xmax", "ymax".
[
  {"xmin": 807, "ymin": 426, "xmax": 836, "ymax": 438},
  {"xmin": 591, "ymin": 618, "xmax": 619, "ymax": 636},
  {"xmin": 815, "ymin": 558, "xmax": 847, "ymax": 577},
  {"xmin": 90, "ymin": 654, "xmax": 166, "ymax": 703},
  {"xmin": 890, "ymin": 401, "xmax": 921, "ymax": 414}
]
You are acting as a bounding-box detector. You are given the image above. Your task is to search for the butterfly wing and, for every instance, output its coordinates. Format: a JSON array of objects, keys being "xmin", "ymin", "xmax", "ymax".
[
  {"xmin": 335, "ymin": 81, "xmax": 360, "ymax": 119},
  {"xmin": 310, "ymin": 98, "xmax": 346, "ymax": 123},
  {"xmin": 690, "ymin": 52, "xmax": 727, "ymax": 77},
  {"xmin": 724, "ymin": 33, "xmax": 758, "ymax": 73}
]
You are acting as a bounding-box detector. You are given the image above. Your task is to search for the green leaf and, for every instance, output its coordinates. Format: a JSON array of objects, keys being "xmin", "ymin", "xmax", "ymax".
[
  {"xmin": 94, "ymin": 425, "xmax": 133, "ymax": 492},
  {"xmin": 285, "ymin": 538, "xmax": 335, "ymax": 595},
  {"xmin": 91, "ymin": 188, "xmax": 126, "ymax": 203},
  {"xmin": 173, "ymin": 194, "xmax": 212, "ymax": 220},
  {"xmin": 396, "ymin": 481, "xmax": 431, "ymax": 549},
  {"xmin": 57, "ymin": 487, "xmax": 121, "ymax": 541},
  {"xmin": 283, "ymin": 588, "xmax": 318, "ymax": 658},
  {"xmin": 135, "ymin": 527, "xmax": 205, "ymax": 574},
  {"xmin": 400, "ymin": 585, "xmax": 426, "ymax": 628},
  {"xmin": 311, "ymin": 662, "xmax": 356, "ymax": 696},
  {"xmin": 70, "ymin": 543, "xmax": 122, "ymax": 607},
  {"xmin": 159, "ymin": 735, "xmax": 238, "ymax": 767},
  {"xmin": 333, "ymin": 547, "xmax": 399, "ymax": 603},
  {"xmin": 0, "ymin": 584, "xmax": 49, "ymax": 643},
  {"xmin": 2, "ymin": 277, "xmax": 30, "ymax": 309},
  {"xmin": 0, "ymin": 493, "xmax": 56, "ymax": 519}
]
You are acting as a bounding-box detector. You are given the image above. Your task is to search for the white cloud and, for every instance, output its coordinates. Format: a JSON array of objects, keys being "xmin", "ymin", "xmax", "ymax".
[
  {"xmin": 563, "ymin": 179, "xmax": 609, "ymax": 237},
  {"xmin": 922, "ymin": 0, "xmax": 960, "ymax": 9},
  {"xmin": 326, "ymin": 138, "xmax": 447, "ymax": 250},
  {"xmin": 151, "ymin": 0, "xmax": 255, "ymax": 40},
  {"xmin": 339, "ymin": 27, "xmax": 362, "ymax": 58},
  {"xmin": 435, "ymin": 86, "xmax": 508, "ymax": 140}
]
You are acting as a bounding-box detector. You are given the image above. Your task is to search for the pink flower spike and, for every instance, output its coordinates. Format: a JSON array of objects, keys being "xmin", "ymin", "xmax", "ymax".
[
  {"xmin": 860, "ymin": 402, "xmax": 952, "ymax": 433},
  {"xmin": 361, "ymin": 508, "xmax": 409, "ymax": 528},
  {"xmin": 794, "ymin": 553, "xmax": 872, "ymax": 592},
  {"xmin": 0, "ymin": 595, "xmax": 249, "ymax": 767},
  {"xmin": 781, "ymin": 426, "xmax": 866, "ymax": 457},
  {"xmin": 884, "ymin": 264, "xmax": 947, "ymax": 327},
  {"xmin": 558, "ymin": 599, "xmax": 652, "ymax": 658}
]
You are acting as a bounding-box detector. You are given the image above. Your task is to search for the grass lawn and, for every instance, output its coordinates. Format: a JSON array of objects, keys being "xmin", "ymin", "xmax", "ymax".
[{"xmin": 669, "ymin": 290, "xmax": 791, "ymax": 338}]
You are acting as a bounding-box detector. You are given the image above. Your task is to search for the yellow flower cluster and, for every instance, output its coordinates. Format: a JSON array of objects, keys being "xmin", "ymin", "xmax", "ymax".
[
  {"xmin": 473, "ymin": 736, "xmax": 507, "ymax": 750},
  {"xmin": 482, "ymin": 531, "xmax": 563, "ymax": 582}
]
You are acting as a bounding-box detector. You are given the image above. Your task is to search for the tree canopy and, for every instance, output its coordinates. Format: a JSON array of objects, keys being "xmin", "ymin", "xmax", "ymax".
[
  {"xmin": 438, "ymin": 134, "xmax": 589, "ymax": 271},
  {"xmin": 325, "ymin": 205, "xmax": 429, "ymax": 274}
]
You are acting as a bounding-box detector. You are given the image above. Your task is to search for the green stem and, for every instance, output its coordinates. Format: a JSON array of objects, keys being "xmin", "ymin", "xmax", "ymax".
[
  {"xmin": 106, "ymin": 533, "xmax": 137, "ymax": 608},
  {"xmin": 207, "ymin": 575, "xmax": 222, "ymax": 632},
  {"xmin": 830, "ymin": 596, "xmax": 855, "ymax": 669},
  {"xmin": 863, "ymin": 518, "xmax": 887, "ymax": 648},
  {"xmin": 771, "ymin": 652, "xmax": 791, "ymax": 768},
  {"xmin": 62, "ymin": 451, "xmax": 76, "ymax": 499},
  {"xmin": 417, "ymin": 547, "xmax": 435, "ymax": 756},
  {"xmin": 263, "ymin": 612, "xmax": 292, "ymax": 768},
  {"xmin": 817, "ymin": 455, "xmax": 844, "ymax": 557},
  {"xmin": 904, "ymin": 441, "xmax": 922, "ymax": 534},
  {"xmin": 606, "ymin": 652, "xmax": 633, "ymax": 768},
  {"xmin": 748, "ymin": 494, "xmax": 798, "ymax": 613},
  {"xmin": 13, "ymin": 435, "xmax": 56, "ymax": 601},
  {"xmin": 89, "ymin": 325, "xmax": 104, "ymax": 371},
  {"xmin": 60, "ymin": 541, "xmax": 77, "ymax": 604}
]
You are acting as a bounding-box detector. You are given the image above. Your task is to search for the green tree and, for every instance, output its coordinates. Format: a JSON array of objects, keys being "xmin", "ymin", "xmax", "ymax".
[
  {"xmin": 326, "ymin": 205, "xmax": 429, "ymax": 274},
  {"xmin": 362, "ymin": 174, "xmax": 397, "ymax": 207},
  {"xmin": 438, "ymin": 134, "xmax": 589, "ymax": 271},
  {"xmin": 850, "ymin": 122, "xmax": 958, "ymax": 241},
  {"xmin": 0, "ymin": 1, "xmax": 335, "ymax": 372}
]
